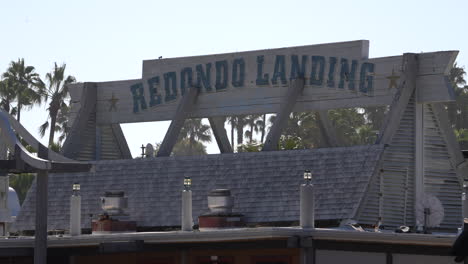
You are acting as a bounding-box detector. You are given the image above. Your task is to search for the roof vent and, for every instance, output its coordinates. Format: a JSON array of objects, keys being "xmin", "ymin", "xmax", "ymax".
[
  {"xmin": 92, "ymin": 191, "xmax": 136, "ymax": 234},
  {"xmin": 207, "ymin": 189, "xmax": 234, "ymax": 214},
  {"xmin": 199, "ymin": 189, "xmax": 244, "ymax": 231}
]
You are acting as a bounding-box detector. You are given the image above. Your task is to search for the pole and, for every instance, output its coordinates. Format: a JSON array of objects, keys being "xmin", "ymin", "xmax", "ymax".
[
  {"xmin": 181, "ymin": 190, "xmax": 193, "ymax": 231},
  {"xmin": 35, "ymin": 144, "xmax": 49, "ymax": 264},
  {"xmin": 70, "ymin": 193, "xmax": 81, "ymax": 236},
  {"xmin": 300, "ymin": 184, "xmax": 315, "ymax": 229},
  {"xmin": 34, "ymin": 170, "xmax": 48, "ymax": 264}
]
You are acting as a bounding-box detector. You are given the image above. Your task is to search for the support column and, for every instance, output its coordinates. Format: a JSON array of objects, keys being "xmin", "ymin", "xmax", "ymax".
[
  {"xmin": 157, "ymin": 86, "xmax": 199, "ymax": 157},
  {"xmin": 376, "ymin": 54, "xmax": 418, "ymax": 144},
  {"xmin": 262, "ymin": 78, "xmax": 305, "ymax": 151},
  {"xmin": 34, "ymin": 145, "xmax": 49, "ymax": 264},
  {"xmin": 208, "ymin": 117, "xmax": 233, "ymax": 153}
]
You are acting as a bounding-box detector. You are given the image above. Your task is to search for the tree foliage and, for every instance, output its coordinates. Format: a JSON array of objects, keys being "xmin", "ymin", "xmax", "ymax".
[
  {"xmin": 9, "ymin": 174, "xmax": 35, "ymax": 205},
  {"xmin": 38, "ymin": 63, "xmax": 76, "ymax": 147},
  {"xmin": 2, "ymin": 58, "xmax": 42, "ymax": 122},
  {"xmin": 447, "ymin": 63, "xmax": 468, "ymax": 149}
]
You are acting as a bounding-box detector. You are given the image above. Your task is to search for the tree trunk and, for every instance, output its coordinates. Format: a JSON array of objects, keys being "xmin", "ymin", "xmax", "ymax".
[
  {"xmin": 236, "ymin": 119, "xmax": 244, "ymax": 145},
  {"xmin": 16, "ymin": 103, "xmax": 21, "ymax": 122},
  {"xmin": 249, "ymin": 124, "xmax": 254, "ymax": 143},
  {"xmin": 189, "ymin": 135, "xmax": 195, "ymax": 155},
  {"xmin": 48, "ymin": 115, "xmax": 57, "ymax": 147},
  {"xmin": 261, "ymin": 114, "xmax": 266, "ymax": 143},
  {"xmin": 230, "ymin": 122, "xmax": 234, "ymax": 149}
]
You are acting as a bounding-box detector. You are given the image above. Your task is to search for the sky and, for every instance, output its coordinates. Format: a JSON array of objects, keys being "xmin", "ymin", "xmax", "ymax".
[{"xmin": 1, "ymin": 0, "xmax": 467, "ymax": 157}]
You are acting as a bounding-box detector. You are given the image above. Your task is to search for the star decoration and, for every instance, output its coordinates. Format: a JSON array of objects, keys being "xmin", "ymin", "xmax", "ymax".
[
  {"xmin": 386, "ymin": 69, "xmax": 400, "ymax": 90},
  {"xmin": 108, "ymin": 93, "xmax": 119, "ymax": 112}
]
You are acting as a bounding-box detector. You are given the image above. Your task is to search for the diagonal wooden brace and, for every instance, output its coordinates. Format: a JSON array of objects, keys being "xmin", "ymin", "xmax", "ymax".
[
  {"xmin": 157, "ymin": 86, "xmax": 200, "ymax": 157},
  {"xmin": 376, "ymin": 53, "xmax": 418, "ymax": 145},
  {"xmin": 262, "ymin": 78, "xmax": 305, "ymax": 151},
  {"xmin": 208, "ymin": 117, "xmax": 233, "ymax": 153}
]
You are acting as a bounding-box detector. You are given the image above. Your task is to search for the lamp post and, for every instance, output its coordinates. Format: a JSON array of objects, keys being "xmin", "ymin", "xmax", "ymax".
[
  {"xmin": 300, "ymin": 170, "xmax": 314, "ymax": 229},
  {"xmin": 140, "ymin": 144, "xmax": 146, "ymax": 158},
  {"xmin": 181, "ymin": 176, "xmax": 193, "ymax": 231},
  {"xmin": 70, "ymin": 182, "xmax": 81, "ymax": 236}
]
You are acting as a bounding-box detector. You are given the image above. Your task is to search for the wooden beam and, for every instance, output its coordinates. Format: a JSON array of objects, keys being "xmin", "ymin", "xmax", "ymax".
[
  {"xmin": 208, "ymin": 117, "xmax": 233, "ymax": 153},
  {"xmin": 262, "ymin": 78, "xmax": 305, "ymax": 151},
  {"xmin": 376, "ymin": 53, "xmax": 418, "ymax": 144},
  {"xmin": 431, "ymin": 103, "xmax": 465, "ymax": 166},
  {"xmin": 157, "ymin": 86, "xmax": 200, "ymax": 157},
  {"xmin": 111, "ymin": 124, "xmax": 133, "ymax": 159},
  {"xmin": 316, "ymin": 110, "xmax": 340, "ymax": 147},
  {"xmin": 431, "ymin": 103, "xmax": 466, "ymax": 185}
]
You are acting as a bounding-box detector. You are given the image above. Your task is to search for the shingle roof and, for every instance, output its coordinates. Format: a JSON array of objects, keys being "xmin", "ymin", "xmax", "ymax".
[{"xmin": 14, "ymin": 145, "xmax": 384, "ymax": 231}]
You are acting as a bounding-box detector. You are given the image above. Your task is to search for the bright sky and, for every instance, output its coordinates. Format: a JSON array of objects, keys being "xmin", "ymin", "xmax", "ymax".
[{"xmin": 1, "ymin": 0, "xmax": 467, "ymax": 157}]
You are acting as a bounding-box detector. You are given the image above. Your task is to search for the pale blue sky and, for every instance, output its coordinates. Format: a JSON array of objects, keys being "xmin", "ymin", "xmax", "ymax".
[{"xmin": 1, "ymin": 0, "xmax": 467, "ymax": 157}]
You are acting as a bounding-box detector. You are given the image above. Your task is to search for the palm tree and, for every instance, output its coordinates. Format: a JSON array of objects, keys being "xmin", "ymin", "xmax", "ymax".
[
  {"xmin": 447, "ymin": 64, "xmax": 468, "ymax": 131},
  {"xmin": 244, "ymin": 114, "xmax": 262, "ymax": 143},
  {"xmin": 2, "ymin": 58, "xmax": 42, "ymax": 122},
  {"xmin": 227, "ymin": 116, "xmax": 237, "ymax": 148},
  {"xmin": 0, "ymin": 79, "xmax": 17, "ymax": 115},
  {"xmin": 38, "ymin": 63, "xmax": 76, "ymax": 146},
  {"xmin": 235, "ymin": 115, "xmax": 247, "ymax": 146},
  {"xmin": 55, "ymin": 104, "xmax": 71, "ymax": 144},
  {"xmin": 178, "ymin": 118, "xmax": 212, "ymax": 155},
  {"xmin": 260, "ymin": 114, "xmax": 267, "ymax": 143}
]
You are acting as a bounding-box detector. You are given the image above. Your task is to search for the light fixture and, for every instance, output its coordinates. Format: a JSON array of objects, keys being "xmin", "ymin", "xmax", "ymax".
[
  {"xmin": 184, "ymin": 176, "xmax": 192, "ymax": 190},
  {"xmin": 72, "ymin": 182, "xmax": 80, "ymax": 194},
  {"xmin": 304, "ymin": 170, "xmax": 312, "ymax": 184}
]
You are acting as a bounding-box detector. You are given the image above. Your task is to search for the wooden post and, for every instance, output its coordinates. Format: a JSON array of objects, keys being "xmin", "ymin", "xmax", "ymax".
[
  {"xmin": 415, "ymin": 103, "xmax": 424, "ymax": 229},
  {"xmin": 262, "ymin": 78, "xmax": 305, "ymax": 151},
  {"xmin": 34, "ymin": 144, "xmax": 49, "ymax": 264},
  {"xmin": 157, "ymin": 86, "xmax": 199, "ymax": 157},
  {"xmin": 208, "ymin": 117, "xmax": 233, "ymax": 153}
]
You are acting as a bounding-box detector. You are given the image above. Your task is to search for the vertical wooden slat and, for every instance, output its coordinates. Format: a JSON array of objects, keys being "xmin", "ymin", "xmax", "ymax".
[{"xmin": 415, "ymin": 103, "xmax": 424, "ymax": 228}]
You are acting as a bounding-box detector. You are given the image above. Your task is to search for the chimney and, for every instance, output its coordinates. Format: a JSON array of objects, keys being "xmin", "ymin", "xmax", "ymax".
[
  {"xmin": 300, "ymin": 170, "xmax": 315, "ymax": 229},
  {"xmin": 198, "ymin": 189, "xmax": 244, "ymax": 231},
  {"xmin": 70, "ymin": 182, "xmax": 81, "ymax": 236},
  {"xmin": 92, "ymin": 191, "xmax": 136, "ymax": 234}
]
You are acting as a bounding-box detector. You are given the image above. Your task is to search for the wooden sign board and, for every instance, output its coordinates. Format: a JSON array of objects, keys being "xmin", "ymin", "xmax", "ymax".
[{"xmin": 69, "ymin": 40, "xmax": 457, "ymax": 125}]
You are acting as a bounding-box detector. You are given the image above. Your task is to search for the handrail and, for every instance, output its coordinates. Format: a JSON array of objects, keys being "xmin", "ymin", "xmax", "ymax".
[
  {"xmin": 0, "ymin": 109, "xmax": 92, "ymax": 172},
  {"xmin": 0, "ymin": 109, "xmax": 74, "ymax": 162}
]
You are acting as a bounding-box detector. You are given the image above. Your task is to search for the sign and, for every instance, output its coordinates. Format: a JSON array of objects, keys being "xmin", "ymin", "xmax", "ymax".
[{"xmin": 69, "ymin": 40, "xmax": 457, "ymax": 125}]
